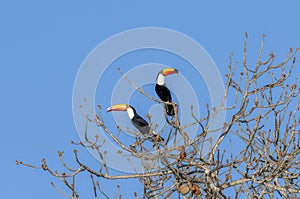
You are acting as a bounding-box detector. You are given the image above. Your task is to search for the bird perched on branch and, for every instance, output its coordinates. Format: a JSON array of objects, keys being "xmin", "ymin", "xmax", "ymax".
[
  {"xmin": 155, "ymin": 68, "xmax": 178, "ymax": 116},
  {"xmin": 107, "ymin": 104, "xmax": 164, "ymax": 142}
]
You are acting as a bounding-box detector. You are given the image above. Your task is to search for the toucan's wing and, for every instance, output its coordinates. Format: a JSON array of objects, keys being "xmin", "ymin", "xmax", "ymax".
[
  {"xmin": 131, "ymin": 114, "xmax": 150, "ymax": 135},
  {"xmin": 132, "ymin": 114, "xmax": 165, "ymax": 140},
  {"xmin": 132, "ymin": 114, "xmax": 149, "ymax": 127}
]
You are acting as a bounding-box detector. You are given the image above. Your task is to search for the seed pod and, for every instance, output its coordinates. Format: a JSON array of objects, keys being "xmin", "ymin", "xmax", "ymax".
[
  {"xmin": 180, "ymin": 151, "xmax": 186, "ymax": 160},
  {"xmin": 178, "ymin": 185, "xmax": 189, "ymax": 195},
  {"xmin": 188, "ymin": 181, "xmax": 194, "ymax": 190},
  {"xmin": 179, "ymin": 146, "xmax": 186, "ymax": 160}
]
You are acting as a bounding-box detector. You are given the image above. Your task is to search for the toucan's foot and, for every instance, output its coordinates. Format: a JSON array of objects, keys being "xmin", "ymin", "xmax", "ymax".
[
  {"xmin": 156, "ymin": 135, "xmax": 164, "ymax": 142},
  {"xmin": 130, "ymin": 144, "xmax": 137, "ymax": 153}
]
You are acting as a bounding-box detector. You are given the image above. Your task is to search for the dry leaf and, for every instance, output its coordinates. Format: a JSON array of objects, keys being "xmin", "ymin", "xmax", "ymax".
[
  {"xmin": 194, "ymin": 185, "xmax": 201, "ymax": 195},
  {"xmin": 290, "ymin": 84, "xmax": 296, "ymax": 90}
]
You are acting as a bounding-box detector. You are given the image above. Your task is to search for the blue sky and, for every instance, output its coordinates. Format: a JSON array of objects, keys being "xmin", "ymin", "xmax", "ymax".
[{"xmin": 1, "ymin": 1, "xmax": 300, "ymax": 198}]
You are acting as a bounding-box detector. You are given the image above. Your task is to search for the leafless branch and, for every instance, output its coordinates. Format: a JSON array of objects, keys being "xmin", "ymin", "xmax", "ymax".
[{"xmin": 18, "ymin": 34, "xmax": 300, "ymax": 198}]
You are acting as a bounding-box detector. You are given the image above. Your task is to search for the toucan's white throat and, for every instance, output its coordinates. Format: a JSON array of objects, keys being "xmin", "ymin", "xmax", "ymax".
[
  {"xmin": 127, "ymin": 107, "xmax": 135, "ymax": 119},
  {"xmin": 157, "ymin": 74, "xmax": 165, "ymax": 85}
]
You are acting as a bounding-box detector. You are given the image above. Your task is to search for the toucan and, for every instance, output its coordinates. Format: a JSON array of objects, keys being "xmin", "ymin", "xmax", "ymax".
[
  {"xmin": 155, "ymin": 68, "xmax": 178, "ymax": 116},
  {"xmin": 106, "ymin": 104, "xmax": 164, "ymax": 142}
]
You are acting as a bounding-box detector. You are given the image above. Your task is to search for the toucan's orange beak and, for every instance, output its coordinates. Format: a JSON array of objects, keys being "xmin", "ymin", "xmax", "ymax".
[
  {"xmin": 162, "ymin": 68, "xmax": 179, "ymax": 76},
  {"xmin": 106, "ymin": 104, "xmax": 128, "ymax": 112}
]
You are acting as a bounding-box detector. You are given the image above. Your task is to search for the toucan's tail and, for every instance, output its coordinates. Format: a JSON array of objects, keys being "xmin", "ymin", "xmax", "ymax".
[{"xmin": 165, "ymin": 104, "xmax": 175, "ymax": 116}]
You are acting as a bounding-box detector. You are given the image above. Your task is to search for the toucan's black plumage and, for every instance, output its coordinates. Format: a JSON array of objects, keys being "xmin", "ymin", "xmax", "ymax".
[
  {"xmin": 155, "ymin": 84, "xmax": 174, "ymax": 116},
  {"xmin": 130, "ymin": 107, "xmax": 150, "ymax": 135},
  {"xmin": 155, "ymin": 68, "xmax": 178, "ymax": 116},
  {"xmin": 107, "ymin": 104, "xmax": 164, "ymax": 142}
]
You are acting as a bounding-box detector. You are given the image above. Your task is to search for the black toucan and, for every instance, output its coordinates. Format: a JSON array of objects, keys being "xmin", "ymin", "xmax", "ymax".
[
  {"xmin": 155, "ymin": 68, "xmax": 178, "ymax": 116},
  {"xmin": 106, "ymin": 104, "xmax": 164, "ymax": 142}
]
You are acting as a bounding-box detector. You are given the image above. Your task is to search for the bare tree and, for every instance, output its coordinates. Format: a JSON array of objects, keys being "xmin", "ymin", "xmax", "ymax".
[{"xmin": 17, "ymin": 33, "xmax": 300, "ymax": 198}]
